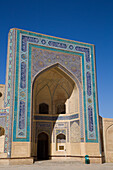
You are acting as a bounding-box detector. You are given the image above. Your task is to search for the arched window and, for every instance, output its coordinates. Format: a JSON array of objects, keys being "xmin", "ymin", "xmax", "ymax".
[
  {"xmin": 56, "ymin": 133, "xmax": 66, "ymax": 151},
  {"xmin": 57, "ymin": 104, "xmax": 65, "ymax": 114},
  {"xmin": 0, "ymin": 127, "xmax": 5, "ymax": 136},
  {"xmin": 39, "ymin": 103, "xmax": 49, "ymax": 114},
  {"xmin": 57, "ymin": 133, "xmax": 66, "ymax": 143}
]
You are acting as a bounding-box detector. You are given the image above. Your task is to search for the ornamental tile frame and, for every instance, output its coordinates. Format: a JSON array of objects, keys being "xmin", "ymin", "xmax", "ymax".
[{"xmin": 4, "ymin": 28, "xmax": 100, "ymax": 157}]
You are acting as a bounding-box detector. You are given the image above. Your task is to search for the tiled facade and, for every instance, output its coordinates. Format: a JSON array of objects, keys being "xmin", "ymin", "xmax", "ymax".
[
  {"xmin": 0, "ymin": 28, "xmax": 104, "ymax": 164},
  {"xmin": 12, "ymin": 29, "xmax": 99, "ymax": 143}
]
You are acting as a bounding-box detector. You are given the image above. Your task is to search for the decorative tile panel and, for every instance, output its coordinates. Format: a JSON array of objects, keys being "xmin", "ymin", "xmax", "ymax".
[
  {"xmin": 70, "ymin": 120, "xmax": 81, "ymax": 143},
  {"xmin": 7, "ymin": 29, "xmax": 99, "ymax": 144},
  {"xmin": 87, "ymin": 72, "xmax": 91, "ymax": 96},
  {"xmin": 53, "ymin": 122, "xmax": 69, "ymax": 143},
  {"xmin": 35, "ymin": 122, "xmax": 52, "ymax": 142},
  {"xmin": 32, "ymin": 48, "xmax": 82, "ymax": 83},
  {"xmin": 19, "ymin": 100, "xmax": 25, "ymax": 129},
  {"xmin": 34, "ymin": 113, "xmax": 79, "ymax": 121},
  {"xmin": 20, "ymin": 62, "xmax": 26, "ymax": 89},
  {"xmin": 88, "ymin": 106, "xmax": 93, "ymax": 132},
  {"xmin": 56, "ymin": 129, "xmax": 66, "ymax": 135},
  {"xmin": 2, "ymin": 29, "xmax": 16, "ymax": 156}
]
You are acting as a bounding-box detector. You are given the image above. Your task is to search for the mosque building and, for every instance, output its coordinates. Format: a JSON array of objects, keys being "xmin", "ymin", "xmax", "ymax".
[{"xmin": 0, "ymin": 28, "xmax": 113, "ymax": 164}]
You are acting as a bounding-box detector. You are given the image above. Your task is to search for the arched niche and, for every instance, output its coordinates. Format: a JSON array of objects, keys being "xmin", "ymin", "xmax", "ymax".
[
  {"xmin": 56, "ymin": 133, "xmax": 66, "ymax": 151},
  {"xmin": 37, "ymin": 132, "xmax": 49, "ymax": 160},
  {"xmin": 39, "ymin": 103, "xmax": 49, "ymax": 114},
  {"xmin": 32, "ymin": 64, "xmax": 80, "ymax": 115},
  {"xmin": 31, "ymin": 63, "xmax": 82, "ymax": 158},
  {"xmin": 70, "ymin": 121, "xmax": 80, "ymax": 143},
  {"xmin": 57, "ymin": 133, "xmax": 66, "ymax": 143}
]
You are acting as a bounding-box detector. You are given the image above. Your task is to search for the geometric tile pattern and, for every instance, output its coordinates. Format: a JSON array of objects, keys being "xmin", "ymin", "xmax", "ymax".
[
  {"xmin": 32, "ymin": 48, "xmax": 82, "ymax": 83},
  {"xmin": 70, "ymin": 120, "xmax": 81, "ymax": 143},
  {"xmin": 4, "ymin": 29, "xmax": 16, "ymax": 156},
  {"xmin": 53, "ymin": 122, "xmax": 69, "ymax": 143},
  {"xmin": 35, "ymin": 122, "xmax": 52, "ymax": 142},
  {"xmin": 4, "ymin": 29, "xmax": 99, "ymax": 152}
]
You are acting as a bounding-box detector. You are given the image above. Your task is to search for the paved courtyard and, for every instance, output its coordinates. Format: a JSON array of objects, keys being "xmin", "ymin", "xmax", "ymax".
[{"xmin": 0, "ymin": 160, "xmax": 113, "ymax": 170}]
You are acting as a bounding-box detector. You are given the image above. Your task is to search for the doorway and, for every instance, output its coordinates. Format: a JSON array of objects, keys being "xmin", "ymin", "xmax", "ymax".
[{"xmin": 37, "ymin": 132, "xmax": 49, "ymax": 160}]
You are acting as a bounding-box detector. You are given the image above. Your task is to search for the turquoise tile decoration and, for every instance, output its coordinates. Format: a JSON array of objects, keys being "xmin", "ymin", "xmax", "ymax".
[{"xmin": 4, "ymin": 29, "xmax": 99, "ymax": 145}]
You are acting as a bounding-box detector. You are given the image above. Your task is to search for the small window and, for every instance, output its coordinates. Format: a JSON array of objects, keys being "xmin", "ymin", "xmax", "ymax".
[
  {"xmin": 57, "ymin": 134, "xmax": 66, "ymax": 143},
  {"xmin": 57, "ymin": 104, "xmax": 65, "ymax": 114},
  {"xmin": 59, "ymin": 146, "xmax": 64, "ymax": 150},
  {"xmin": 0, "ymin": 127, "xmax": 5, "ymax": 136},
  {"xmin": 39, "ymin": 103, "xmax": 49, "ymax": 114},
  {"xmin": 0, "ymin": 92, "xmax": 2, "ymax": 98}
]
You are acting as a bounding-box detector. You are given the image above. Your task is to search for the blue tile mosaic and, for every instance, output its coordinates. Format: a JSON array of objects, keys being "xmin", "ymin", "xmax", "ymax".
[
  {"xmin": 75, "ymin": 46, "xmax": 90, "ymax": 63},
  {"xmin": 6, "ymin": 29, "xmax": 99, "ymax": 145},
  {"xmin": 34, "ymin": 113, "xmax": 78, "ymax": 121},
  {"xmin": 35, "ymin": 122, "xmax": 52, "ymax": 142},
  {"xmin": 22, "ymin": 35, "xmax": 39, "ymax": 52},
  {"xmin": 56, "ymin": 130, "xmax": 66, "ymax": 135},
  {"xmin": 53, "ymin": 122, "xmax": 69, "ymax": 143},
  {"xmin": 88, "ymin": 106, "xmax": 93, "ymax": 132},
  {"xmin": 87, "ymin": 72, "xmax": 91, "ymax": 96},
  {"xmin": 19, "ymin": 100, "xmax": 25, "ymax": 129},
  {"xmin": 32, "ymin": 47, "xmax": 82, "ymax": 83},
  {"xmin": 48, "ymin": 41, "xmax": 67, "ymax": 48},
  {"xmin": 20, "ymin": 62, "xmax": 26, "ymax": 89}
]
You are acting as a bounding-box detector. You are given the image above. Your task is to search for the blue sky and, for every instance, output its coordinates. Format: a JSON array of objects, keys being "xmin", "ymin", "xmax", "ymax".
[{"xmin": 0, "ymin": 0, "xmax": 113, "ymax": 118}]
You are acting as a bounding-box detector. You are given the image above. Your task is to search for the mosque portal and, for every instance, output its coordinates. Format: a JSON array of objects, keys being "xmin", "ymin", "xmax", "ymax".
[
  {"xmin": 31, "ymin": 65, "xmax": 80, "ymax": 160},
  {"xmin": 0, "ymin": 28, "xmax": 110, "ymax": 164}
]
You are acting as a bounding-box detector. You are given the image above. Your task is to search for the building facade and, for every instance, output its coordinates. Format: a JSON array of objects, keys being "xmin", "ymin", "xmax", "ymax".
[{"xmin": 0, "ymin": 28, "xmax": 112, "ymax": 164}]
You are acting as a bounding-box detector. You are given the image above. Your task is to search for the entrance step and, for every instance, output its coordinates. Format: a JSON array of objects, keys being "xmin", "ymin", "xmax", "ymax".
[{"xmin": 34, "ymin": 159, "xmax": 83, "ymax": 166}]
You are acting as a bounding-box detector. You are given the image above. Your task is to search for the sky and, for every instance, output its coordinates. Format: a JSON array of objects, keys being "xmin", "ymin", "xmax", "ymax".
[{"xmin": 0, "ymin": 0, "xmax": 113, "ymax": 118}]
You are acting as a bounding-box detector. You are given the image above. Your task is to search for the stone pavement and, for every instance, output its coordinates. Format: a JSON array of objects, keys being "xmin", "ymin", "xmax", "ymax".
[{"xmin": 0, "ymin": 160, "xmax": 113, "ymax": 170}]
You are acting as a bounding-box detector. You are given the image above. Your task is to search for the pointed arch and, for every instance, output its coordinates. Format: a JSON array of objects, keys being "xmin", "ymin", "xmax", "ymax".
[
  {"xmin": 31, "ymin": 62, "xmax": 84, "ymax": 152},
  {"xmin": 32, "ymin": 63, "xmax": 82, "ymax": 90}
]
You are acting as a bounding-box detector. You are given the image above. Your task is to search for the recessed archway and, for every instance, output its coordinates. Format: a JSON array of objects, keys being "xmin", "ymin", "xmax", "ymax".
[
  {"xmin": 37, "ymin": 132, "xmax": 49, "ymax": 160},
  {"xmin": 56, "ymin": 133, "xmax": 66, "ymax": 151},
  {"xmin": 31, "ymin": 63, "xmax": 82, "ymax": 160},
  {"xmin": 32, "ymin": 64, "xmax": 80, "ymax": 115}
]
